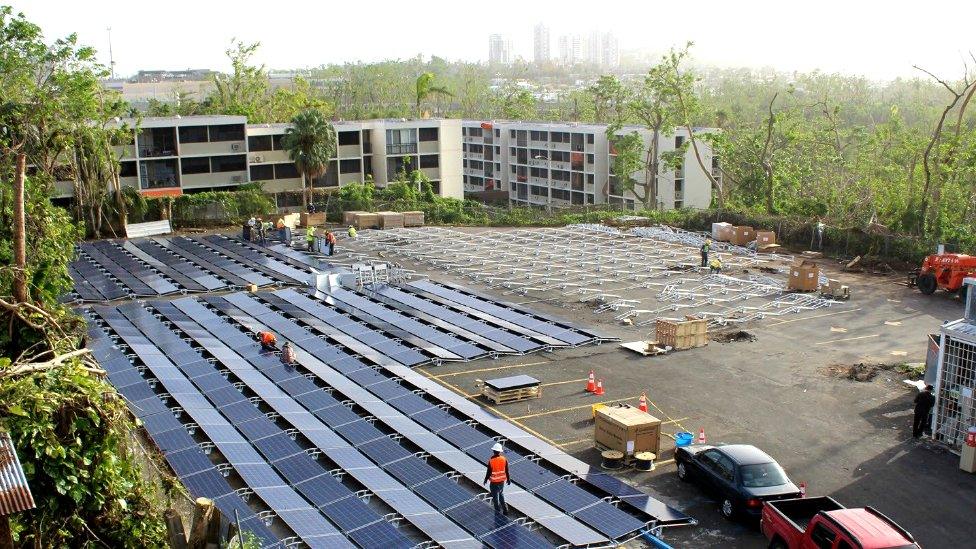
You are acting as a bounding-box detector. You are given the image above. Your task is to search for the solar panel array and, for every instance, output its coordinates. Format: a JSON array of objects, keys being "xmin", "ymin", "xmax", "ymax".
[
  {"xmin": 68, "ymin": 235, "xmax": 314, "ymax": 302},
  {"xmin": 77, "ymin": 232, "xmax": 692, "ymax": 547}
]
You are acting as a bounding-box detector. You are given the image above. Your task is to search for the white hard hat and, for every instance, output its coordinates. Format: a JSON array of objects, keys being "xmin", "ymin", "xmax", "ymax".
[{"xmin": 491, "ymin": 442, "xmax": 504, "ymax": 452}]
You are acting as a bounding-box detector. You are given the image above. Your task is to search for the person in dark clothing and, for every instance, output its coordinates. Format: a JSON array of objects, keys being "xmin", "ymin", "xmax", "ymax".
[
  {"xmin": 483, "ymin": 443, "xmax": 511, "ymax": 514},
  {"xmin": 913, "ymin": 384, "xmax": 936, "ymax": 438},
  {"xmin": 700, "ymin": 239, "xmax": 711, "ymax": 267}
]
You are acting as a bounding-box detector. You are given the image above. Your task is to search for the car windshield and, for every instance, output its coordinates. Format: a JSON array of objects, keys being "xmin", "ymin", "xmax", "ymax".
[{"xmin": 740, "ymin": 462, "xmax": 788, "ymax": 487}]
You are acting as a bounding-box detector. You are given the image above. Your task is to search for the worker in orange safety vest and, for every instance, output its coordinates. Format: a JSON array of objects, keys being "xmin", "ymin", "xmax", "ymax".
[
  {"xmin": 483, "ymin": 442, "xmax": 510, "ymax": 514},
  {"xmin": 258, "ymin": 331, "xmax": 277, "ymax": 351}
]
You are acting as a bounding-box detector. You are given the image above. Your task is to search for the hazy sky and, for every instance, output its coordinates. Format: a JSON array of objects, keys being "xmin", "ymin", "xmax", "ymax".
[{"xmin": 10, "ymin": 0, "xmax": 976, "ymax": 80}]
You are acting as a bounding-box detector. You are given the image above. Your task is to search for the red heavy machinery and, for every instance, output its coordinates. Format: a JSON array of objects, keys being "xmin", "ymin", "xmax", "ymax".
[{"xmin": 910, "ymin": 251, "xmax": 976, "ymax": 298}]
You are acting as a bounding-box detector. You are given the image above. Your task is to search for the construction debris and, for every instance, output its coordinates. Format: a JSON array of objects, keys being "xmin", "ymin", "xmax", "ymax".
[{"xmin": 711, "ymin": 330, "xmax": 757, "ymax": 343}]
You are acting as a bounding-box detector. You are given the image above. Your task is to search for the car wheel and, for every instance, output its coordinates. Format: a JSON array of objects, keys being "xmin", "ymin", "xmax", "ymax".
[
  {"xmin": 677, "ymin": 462, "xmax": 690, "ymax": 482},
  {"xmin": 721, "ymin": 498, "xmax": 735, "ymax": 520},
  {"xmin": 918, "ymin": 273, "xmax": 937, "ymax": 295}
]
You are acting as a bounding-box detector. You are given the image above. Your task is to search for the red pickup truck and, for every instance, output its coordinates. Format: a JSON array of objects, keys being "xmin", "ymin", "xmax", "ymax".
[{"xmin": 761, "ymin": 496, "xmax": 919, "ymax": 549}]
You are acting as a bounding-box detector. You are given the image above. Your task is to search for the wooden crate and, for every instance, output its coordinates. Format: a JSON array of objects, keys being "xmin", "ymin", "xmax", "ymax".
[
  {"xmin": 479, "ymin": 382, "xmax": 541, "ymax": 405},
  {"xmin": 376, "ymin": 211, "xmax": 405, "ymax": 229},
  {"xmin": 402, "ymin": 211, "xmax": 425, "ymax": 227},
  {"xmin": 654, "ymin": 318, "xmax": 708, "ymax": 350},
  {"xmin": 300, "ymin": 212, "xmax": 327, "ymax": 227}
]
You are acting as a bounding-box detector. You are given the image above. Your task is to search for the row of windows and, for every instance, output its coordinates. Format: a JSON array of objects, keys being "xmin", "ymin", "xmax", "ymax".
[
  {"xmin": 177, "ymin": 124, "xmax": 245, "ymax": 144},
  {"xmin": 180, "ymin": 154, "xmax": 247, "ymax": 175},
  {"xmin": 250, "ymin": 130, "xmax": 367, "ymax": 152},
  {"xmin": 510, "ymin": 129, "xmax": 594, "ymax": 145}
]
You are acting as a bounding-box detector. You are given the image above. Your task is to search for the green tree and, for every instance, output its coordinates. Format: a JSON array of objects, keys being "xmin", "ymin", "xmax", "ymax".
[
  {"xmin": 207, "ymin": 39, "xmax": 272, "ymax": 122},
  {"xmin": 281, "ymin": 108, "xmax": 337, "ymax": 210},
  {"xmin": 415, "ymin": 72, "xmax": 452, "ymax": 118}
]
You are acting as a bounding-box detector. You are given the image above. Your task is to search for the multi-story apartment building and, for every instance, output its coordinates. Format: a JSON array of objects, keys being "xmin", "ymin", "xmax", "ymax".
[
  {"xmin": 52, "ymin": 115, "xmax": 463, "ymax": 207},
  {"xmin": 488, "ymin": 34, "xmax": 513, "ymax": 65},
  {"xmin": 533, "ymin": 24, "xmax": 550, "ymax": 63},
  {"xmin": 462, "ymin": 120, "xmax": 719, "ymax": 211}
]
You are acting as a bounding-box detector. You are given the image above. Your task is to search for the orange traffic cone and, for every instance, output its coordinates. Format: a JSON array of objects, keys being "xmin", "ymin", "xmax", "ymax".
[
  {"xmin": 638, "ymin": 392, "xmax": 649, "ymax": 413},
  {"xmin": 594, "ymin": 379, "xmax": 605, "ymax": 396},
  {"xmin": 585, "ymin": 370, "xmax": 596, "ymax": 393},
  {"xmin": 799, "ymin": 482, "xmax": 806, "ymax": 498},
  {"xmin": 698, "ymin": 427, "xmax": 706, "ymax": 444}
]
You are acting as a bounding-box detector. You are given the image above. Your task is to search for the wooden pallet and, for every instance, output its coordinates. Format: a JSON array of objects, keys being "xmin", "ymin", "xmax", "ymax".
[
  {"xmin": 619, "ymin": 341, "xmax": 668, "ymax": 356},
  {"xmin": 655, "ymin": 318, "xmax": 708, "ymax": 350},
  {"xmin": 478, "ymin": 382, "xmax": 541, "ymax": 405}
]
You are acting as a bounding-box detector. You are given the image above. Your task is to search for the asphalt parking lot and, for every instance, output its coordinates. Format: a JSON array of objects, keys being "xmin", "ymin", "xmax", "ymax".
[{"xmin": 406, "ymin": 261, "xmax": 976, "ymax": 547}]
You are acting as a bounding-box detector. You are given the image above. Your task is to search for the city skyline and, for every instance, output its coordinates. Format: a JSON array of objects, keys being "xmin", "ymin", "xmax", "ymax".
[{"xmin": 9, "ymin": 0, "xmax": 976, "ymax": 80}]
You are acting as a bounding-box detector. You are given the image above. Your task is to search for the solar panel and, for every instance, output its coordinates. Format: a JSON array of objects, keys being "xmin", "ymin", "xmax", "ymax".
[
  {"xmin": 571, "ymin": 501, "xmax": 647, "ymax": 540},
  {"xmin": 359, "ymin": 437, "xmax": 413, "ymax": 466},
  {"xmin": 444, "ymin": 500, "xmax": 510, "ymax": 537},
  {"xmin": 534, "ymin": 480, "xmax": 600, "ymax": 513},
  {"xmin": 385, "ymin": 457, "xmax": 441, "ymax": 488},
  {"xmin": 413, "ymin": 476, "xmax": 474, "ymax": 510},
  {"xmin": 346, "ymin": 520, "xmax": 414, "ymax": 549},
  {"xmin": 480, "ymin": 523, "xmax": 555, "ymax": 549}
]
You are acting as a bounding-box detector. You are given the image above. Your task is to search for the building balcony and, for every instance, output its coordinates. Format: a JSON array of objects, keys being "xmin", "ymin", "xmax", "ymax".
[
  {"xmin": 180, "ymin": 141, "xmax": 245, "ymax": 157},
  {"xmin": 466, "ymin": 152, "xmax": 484, "ymax": 161},
  {"xmin": 387, "ymin": 143, "xmax": 418, "ymax": 155},
  {"xmin": 418, "ymin": 141, "xmax": 439, "ymax": 154},
  {"xmin": 251, "ymin": 150, "xmax": 289, "ymax": 164},
  {"xmin": 337, "ymin": 144, "xmax": 361, "ymax": 158},
  {"xmin": 181, "ymin": 170, "xmax": 248, "ymax": 189}
]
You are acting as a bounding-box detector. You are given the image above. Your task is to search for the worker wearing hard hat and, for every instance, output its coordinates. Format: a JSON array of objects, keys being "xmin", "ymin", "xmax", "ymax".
[
  {"xmin": 700, "ymin": 239, "xmax": 711, "ymax": 267},
  {"xmin": 347, "ymin": 226, "xmax": 357, "ymax": 238},
  {"xmin": 483, "ymin": 442, "xmax": 511, "ymax": 514},
  {"xmin": 709, "ymin": 257, "xmax": 722, "ymax": 274}
]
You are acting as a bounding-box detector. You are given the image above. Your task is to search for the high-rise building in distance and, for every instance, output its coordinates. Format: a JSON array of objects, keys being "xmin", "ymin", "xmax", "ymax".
[
  {"xmin": 533, "ymin": 23, "xmax": 550, "ymax": 63},
  {"xmin": 488, "ymin": 34, "xmax": 512, "ymax": 65}
]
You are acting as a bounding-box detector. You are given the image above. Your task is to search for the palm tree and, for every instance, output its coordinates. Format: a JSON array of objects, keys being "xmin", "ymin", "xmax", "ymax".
[
  {"xmin": 415, "ymin": 72, "xmax": 453, "ymax": 118},
  {"xmin": 281, "ymin": 109, "xmax": 337, "ymax": 210}
]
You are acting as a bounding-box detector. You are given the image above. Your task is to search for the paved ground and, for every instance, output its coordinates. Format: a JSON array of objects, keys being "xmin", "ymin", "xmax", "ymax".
[{"xmin": 352, "ymin": 234, "xmax": 976, "ymax": 547}]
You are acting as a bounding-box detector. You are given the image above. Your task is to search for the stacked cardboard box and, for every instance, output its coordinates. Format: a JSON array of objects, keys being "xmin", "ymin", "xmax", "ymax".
[
  {"xmin": 788, "ymin": 260, "xmax": 821, "ymax": 291},
  {"xmin": 755, "ymin": 230, "xmax": 776, "ymax": 248},
  {"xmin": 712, "ymin": 222, "xmax": 734, "ymax": 242},
  {"xmin": 300, "ymin": 212, "xmax": 327, "ymax": 227},
  {"xmin": 654, "ymin": 318, "xmax": 708, "ymax": 350},
  {"xmin": 594, "ymin": 405, "xmax": 661, "ymax": 456},
  {"xmin": 732, "ymin": 226, "xmax": 755, "ymax": 246},
  {"xmin": 351, "ymin": 212, "xmax": 380, "ymax": 229},
  {"xmin": 342, "ymin": 211, "xmax": 366, "ymax": 225},
  {"xmin": 402, "ymin": 211, "xmax": 425, "ymax": 227},
  {"xmin": 377, "ymin": 211, "xmax": 405, "ymax": 229}
]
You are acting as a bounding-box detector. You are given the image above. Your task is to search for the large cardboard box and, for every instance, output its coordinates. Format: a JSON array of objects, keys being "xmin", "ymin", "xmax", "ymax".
[
  {"xmin": 300, "ymin": 212, "xmax": 327, "ymax": 227},
  {"xmin": 789, "ymin": 260, "xmax": 821, "ymax": 291},
  {"xmin": 402, "ymin": 211, "xmax": 425, "ymax": 227},
  {"xmin": 352, "ymin": 212, "xmax": 380, "ymax": 229},
  {"xmin": 655, "ymin": 318, "xmax": 708, "ymax": 350},
  {"xmin": 594, "ymin": 405, "xmax": 661, "ymax": 456},
  {"xmin": 712, "ymin": 222, "xmax": 734, "ymax": 242},
  {"xmin": 377, "ymin": 211, "xmax": 405, "ymax": 229},
  {"xmin": 342, "ymin": 210, "xmax": 367, "ymax": 226},
  {"xmin": 732, "ymin": 226, "xmax": 755, "ymax": 246},
  {"xmin": 755, "ymin": 230, "xmax": 776, "ymax": 248}
]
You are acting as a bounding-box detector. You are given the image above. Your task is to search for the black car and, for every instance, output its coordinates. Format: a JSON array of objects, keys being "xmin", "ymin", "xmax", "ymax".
[{"xmin": 675, "ymin": 443, "xmax": 800, "ymax": 521}]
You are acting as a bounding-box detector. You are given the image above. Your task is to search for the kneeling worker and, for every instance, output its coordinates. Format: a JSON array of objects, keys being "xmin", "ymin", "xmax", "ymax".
[
  {"xmin": 483, "ymin": 443, "xmax": 510, "ymax": 514},
  {"xmin": 709, "ymin": 257, "xmax": 722, "ymax": 274},
  {"xmin": 258, "ymin": 331, "xmax": 278, "ymax": 351},
  {"xmin": 281, "ymin": 341, "xmax": 296, "ymax": 364}
]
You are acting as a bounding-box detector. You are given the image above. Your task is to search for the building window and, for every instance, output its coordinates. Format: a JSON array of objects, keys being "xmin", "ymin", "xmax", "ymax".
[
  {"xmin": 362, "ymin": 130, "xmax": 372, "ymax": 154},
  {"xmin": 119, "ymin": 161, "xmax": 137, "ymax": 177},
  {"xmin": 209, "ymin": 124, "xmax": 245, "ymax": 142},
  {"xmin": 248, "ymin": 135, "xmax": 273, "ymax": 151},
  {"xmin": 179, "ymin": 126, "xmax": 208, "ymax": 143},
  {"xmin": 587, "ymin": 134, "xmax": 594, "ymax": 144},
  {"xmin": 430, "ymin": 181, "xmax": 440, "ymax": 194},
  {"xmin": 249, "ymin": 164, "xmax": 274, "ymax": 180},
  {"xmin": 274, "ymin": 163, "xmax": 299, "ymax": 179},
  {"xmin": 587, "ymin": 153, "xmax": 594, "ymax": 165},
  {"xmin": 675, "ymin": 135, "xmax": 685, "ymax": 148},
  {"xmin": 271, "ymin": 134, "xmax": 284, "ymax": 150},
  {"xmin": 340, "ymin": 158, "xmax": 361, "ymax": 173},
  {"xmin": 211, "ymin": 155, "xmax": 246, "ymax": 172},
  {"xmin": 419, "ymin": 154, "xmax": 439, "ymax": 168},
  {"xmin": 419, "ymin": 127, "xmax": 439, "ymax": 141},
  {"xmin": 386, "ymin": 128, "xmax": 418, "ymax": 154},
  {"xmin": 337, "ymin": 131, "xmax": 360, "ymax": 146},
  {"xmin": 587, "ymin": 173, "xmax": 594, "ymax": 185},
  {"xmin": 363, "ymin": 156, "xmax": 372, "ymax": 177},
  {"xmin": 180, "ymin": 157, "xmax": 210, "ymax": 175}
]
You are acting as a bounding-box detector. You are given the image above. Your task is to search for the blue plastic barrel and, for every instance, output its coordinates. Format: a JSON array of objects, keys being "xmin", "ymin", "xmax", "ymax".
[{"xmin": 674, "ymin": 432, "xmax": 693, "ymax": 447}]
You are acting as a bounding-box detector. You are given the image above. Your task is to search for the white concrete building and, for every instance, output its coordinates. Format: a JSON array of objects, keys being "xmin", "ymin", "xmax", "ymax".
[
  {"xmin": 53, "ymin": 116, "xmax": 462, "ymax": 207},
  {"xmin": 462, "ymin": 120, "xmax": 719, "ymax": 211}
]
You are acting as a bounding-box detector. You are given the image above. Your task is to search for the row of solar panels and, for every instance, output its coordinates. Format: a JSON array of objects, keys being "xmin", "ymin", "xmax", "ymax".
[
  {"xmin": 68, "ymin": 235, "xmax": 314, "ymax": 302},
  {"xmin": 86, "ymin": 287, "xmax": 687, "ymax": 548}
]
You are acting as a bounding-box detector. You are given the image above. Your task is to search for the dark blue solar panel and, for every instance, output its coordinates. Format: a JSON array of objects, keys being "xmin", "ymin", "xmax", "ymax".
[
  {"xmin": 251, "ymin": 432, "xmax": 302, "ymax": 462},
  {"xmin": 359, "ymin": 437, "xmax": 413, "ymax": 466},
  {"xmin": 321, "ymin": 500, "xmax": 380, "ymax": 532},
  {"xmin": 439, "ymin": 423, "xmax": 492, "ymax": 450},
  {"xmin": 314, "ymin": 404, "xmax": 361, "ymax": 428},
  {"xmin": 385, "ymin": 458, "xmax": 440, "ymax": 488},
  {"xmin": 572, "ymin": 502, "xmax": 646, "ymax": 539},
  {"xmin": 413, "ymin": 407, "xmax": 463, "ymax": 433},
  {"xmin": 181, "ymin": 469, "xmax": 234, "ymax": 499},
  {"xmin": 368, "ymin": 379, "xmax": 412, "ymax": 401},
  {"xmin": 445, "ymin": 500, "xmax": 511, "ymax": 536},
  {"xmin": 508, "ymin": 459, "xmax": 563, "ymax": 490},
  {"xmin": 387, "ymin": 393, "xmax": 434, "ymax": 415},
  {"xmin": 236, "ymin": 417, "xmax": 280, "ymax": 440},
  {"xmin": 413, "ymin": 476, "xmax": 474, "ymax": 510},
  {"xmin": 480, "ymin": 523, "xmax": 555, "ymax": 549},
  {"xmin": 166, "ymin": 447, "xmax": 214, "ymax": 477},
  {"xmin": 150, "ymin": 428, "xmax": 198, "ymax": 453},
  {"xmin": 272, "ymin": 453, "xmax": 325, "ymax": 483},
  {"xmin": 295, "ymin": 476, "xmax": 353, "ymax": 508},
  {"xmin": 346, "ymin": 520, "xmax": 414, "ymax": 549},
  {"xmin": 535, "ymin": 481, "xmax": 601, "ymax": 513},
  {"xmin": 334, "ymin": 420, "xmax": 385, "ymax": 445}
]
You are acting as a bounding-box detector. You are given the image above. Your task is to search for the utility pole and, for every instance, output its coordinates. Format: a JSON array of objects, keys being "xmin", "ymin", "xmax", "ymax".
[{"xmin": 107, "ymin": 26, "xmax": 116, "ymax": 79}]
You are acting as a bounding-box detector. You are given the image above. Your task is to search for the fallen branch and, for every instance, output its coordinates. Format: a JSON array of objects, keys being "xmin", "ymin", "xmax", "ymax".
[{"xmin": 2, "ymin": 348, "xmax": 99, "ymax": 378}]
